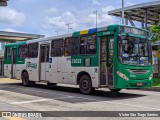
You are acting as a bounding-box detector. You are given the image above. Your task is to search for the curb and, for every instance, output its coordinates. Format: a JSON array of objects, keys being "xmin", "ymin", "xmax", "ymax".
[
  {"xmin": 0, "ymin": 76, "xmax": 7, "ymax": 78},
  {"xmin": 141, "ymin": 87, "xmax": 160, "ymax": 92}
]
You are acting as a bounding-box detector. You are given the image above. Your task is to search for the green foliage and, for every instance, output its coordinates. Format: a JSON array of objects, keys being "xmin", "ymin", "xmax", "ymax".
[
  {"xmin": 151, "ymin": 25, "xmax": 160, "ymax": 58},
  {"xmin": 156, "ymin": 46, "xmax": 160, "ymax": 58},
  {"xmin": 151, "ymin": 25, "xmax": 160, "ymax": 42},
  {"xmin": 153, "ymin": 78, "xmax": 160, "ymax": 86},
  {"xmin": 151, "ymin": 25, "xmax": 160, "ymax": 33}
]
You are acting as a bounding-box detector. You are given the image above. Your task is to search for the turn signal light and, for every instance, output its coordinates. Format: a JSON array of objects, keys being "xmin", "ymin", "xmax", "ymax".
[
  {"xmin": 117, "ymin": 71, "xmax": 129, "ymax": 81},
  {"xmin": 148, "ymin": 74, "xmax": 153, "ymax": 80}
]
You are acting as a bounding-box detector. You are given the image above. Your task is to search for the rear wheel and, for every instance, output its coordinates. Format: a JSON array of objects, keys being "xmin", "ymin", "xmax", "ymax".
[
  {"xmin": 79, "ymin": 75, "xmax": 93, "ymax": 95},
  {"xmin": 22, "ymin": 72, "xmax": 35, "ymax": 86},
  {"xmin": 47, "ymin": 83, "xmax": 57, "ymax": 86},
  {"xmin": 109, "ymin": 88, "xmax": 121, "ymax": 92}
]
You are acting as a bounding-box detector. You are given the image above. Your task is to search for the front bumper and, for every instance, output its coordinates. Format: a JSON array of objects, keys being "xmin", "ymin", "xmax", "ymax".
[{"xmin": 116, "ymin": 78, "xmax": 152, "ymax": 89}]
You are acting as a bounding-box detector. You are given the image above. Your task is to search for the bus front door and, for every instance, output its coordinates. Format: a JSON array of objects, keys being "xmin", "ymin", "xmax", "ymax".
[
  {"xmin": 40, "ymin": 45, "xmax": 50, "ymax": 81},
  {"xmin": 100, "ymin": 36, "xmax": 114, "ymax": 87},
  {"xmin": 100, "ymin": 37, "xmax": 107, "ymax": 85},
  {"xmin": 107, "ymin": 37, "xmax": 114, "ymax": 87}
]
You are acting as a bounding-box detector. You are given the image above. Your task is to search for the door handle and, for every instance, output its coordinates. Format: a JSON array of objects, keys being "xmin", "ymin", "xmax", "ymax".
[
  {"xmin": 17, "ymin": 70, "xmax": 19, "ymax": 71},
  {"xmin": 46, "ymin": 71, "xmax": 49, "ymax": 72},
  {"xmin": 29, "ymin": 70, "xmax": 32, "ymax": 71},
  {"xmin": 57, "ymin": 71, "xmax": 60, "ymax": 72}
]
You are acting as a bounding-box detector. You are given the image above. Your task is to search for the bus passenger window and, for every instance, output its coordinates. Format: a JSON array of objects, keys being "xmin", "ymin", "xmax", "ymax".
[
  {"xmin": 28, "ymin": 43, "xmax": 38, "ymax": 58},
  {"xmin": 64, "ymin": 37, "xmax": 79, "ymax": 56},
  {"xmin": 64, "ymin": 38, "xmax": 71, "ymax": 56},
  {"xmin": 18, "ymin": 45, "xmax": 27, "ymax": 59},
  {"xmin": 80, "ymin": 35, "xmax": 96, "ymax": 55},
  {"xmin": 6, "ymin": 47, "xmax": 12, "ymax": 59},
  {"xmin": 51, "ymin": 39, "xmax": 63, "ymax": 57}
]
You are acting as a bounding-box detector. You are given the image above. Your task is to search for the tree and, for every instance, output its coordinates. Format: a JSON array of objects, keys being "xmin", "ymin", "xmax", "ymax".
[
  {"xmin": 151, "ymin": 25, "xmax": 160, "ymax": 77},
  {"xmin": 150, "ymin": 25, "xmax": 160, "ymax": 58}
]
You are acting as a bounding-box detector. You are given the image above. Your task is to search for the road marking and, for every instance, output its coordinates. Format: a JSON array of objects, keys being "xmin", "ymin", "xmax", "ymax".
[
  {"xmin": 0, "ymin": 85, "xmax": 93, "ymax": 101},
  {"xmin": 55, "ymin": 96, "xmax": 75, "ymax": 99},
  {"xmin": 11, "ymin": 99, "xmax": 52, "ymax": 105},
  {"xmin": 0, "ymin": 84, "xmax": 71, "ymax": 97},
  {"xmin": 1, "ymin": 84, "xmax": 160, "ymax": 111}
]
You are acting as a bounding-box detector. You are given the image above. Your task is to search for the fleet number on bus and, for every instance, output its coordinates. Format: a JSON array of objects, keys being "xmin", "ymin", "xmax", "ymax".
[{"xmin": 71, "ymin": 59, "xmax": 82, "ymax": 64}]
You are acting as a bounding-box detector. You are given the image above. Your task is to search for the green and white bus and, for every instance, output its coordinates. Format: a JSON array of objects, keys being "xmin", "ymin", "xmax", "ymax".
[{"xmin": 3, "ymin": 24, "xmax": 153, "ymax": 94}]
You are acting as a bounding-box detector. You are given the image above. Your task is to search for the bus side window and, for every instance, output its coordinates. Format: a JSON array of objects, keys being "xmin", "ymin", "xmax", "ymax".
[
  {"xmin": 27, "ymin": 43, "xmax": 38, "ymax": 58},
  {"xmin": 80, "ymin": 35, "xmax": 96, "ymax": 55},
  {"xmin": 64, "ymin": 37, "xmax": 79, "ymax": 56},
  {"xmin": 5, "ymin": 47, "xmax": 12, "ymax": 59},
  {"xmin": 64, "ymin": 38, "xmax": 70, "ymax": 56},
  {"xmin": 51, "ymin": 39, "xmax": 63, "ymax": 57},
  {"xmin": 18, "ymin": 45, "xmax": 27, "ymax": 59}
]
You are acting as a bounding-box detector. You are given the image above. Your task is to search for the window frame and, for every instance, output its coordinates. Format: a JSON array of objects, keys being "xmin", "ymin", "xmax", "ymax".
[
  {"xmin": 18, "ymin": 44, "xmax": 27, "ymax": 59},
  {"xmin": 27, "ymin": 42, "xmax": 39, "ymax": 58},
  {"xmin": 5, "ymin": 47, "xmax": 12, "ymax": 59},
  {"xmin": 79, "ymin": 34, "xmax": 97, "ymax": 55},
  {"xmin": 51, "ymin": 39, "xmax": 64, "ymax": 57},
  {"xmin": 64, "ymin": 37, "xmax": 79, "ymax": 57}
]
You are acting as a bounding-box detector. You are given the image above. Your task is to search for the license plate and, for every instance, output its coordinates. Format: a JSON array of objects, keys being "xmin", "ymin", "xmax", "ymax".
[{"xmin": 137, "ymin": 82, "xmax": 142, "ymax": 86}]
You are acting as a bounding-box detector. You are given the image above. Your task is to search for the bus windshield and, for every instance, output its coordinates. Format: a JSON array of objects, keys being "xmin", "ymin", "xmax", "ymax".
[{"xmin": 118, "ymin": 35, "xmax": 152, "ymax": 66}]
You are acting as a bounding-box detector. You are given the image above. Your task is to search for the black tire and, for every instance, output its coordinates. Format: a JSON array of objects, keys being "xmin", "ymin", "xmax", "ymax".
[
  {"xmin": 79, "ymin": 75, "xmax": 93, "ymax": 95},
  {"xmin": 47, "ymin": 83, "xmax": 57, "ymax": 86},
  {"xmin": 109, "ymin": 88, "xmax": 121, "ymax": 92},
  {"xmin": 22, "ymin": 72, "xmax": 35, "ymax": 87}
]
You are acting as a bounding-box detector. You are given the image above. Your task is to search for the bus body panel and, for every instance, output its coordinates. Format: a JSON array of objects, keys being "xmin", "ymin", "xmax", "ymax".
[
  {"xmin": 4, "ymin": 64, "xmax": 11, "ymax": 78},
  {"xmin": 75, "ymin": 67, "xmax": 99, "ymax": 88},
  {"xmin": 115, "ymin": 63, "xmax": 153, "ymax": 89},
  {"xmin": 48, "ymin": 56, "xmax": 76, "ymax": 85},
  {"xmin": 16, "ymin": 64, "xmax": 26, "ymax": 79},
  {"xmin": 57, "ymin": 57, "xmax": 76, "ymax": 84},
  {"xmin": 25, "ymin": 58, "xmax": 39, "ymax": 81},
  {"xmin": 48, "ymin": 57, "xmax": 59, "ymax": 83}
]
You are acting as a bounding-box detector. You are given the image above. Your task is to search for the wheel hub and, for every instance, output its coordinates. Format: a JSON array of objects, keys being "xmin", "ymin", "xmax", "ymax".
[{"xmin": 82, "ymin": 80, "xmax": 89, "ymax": 90}]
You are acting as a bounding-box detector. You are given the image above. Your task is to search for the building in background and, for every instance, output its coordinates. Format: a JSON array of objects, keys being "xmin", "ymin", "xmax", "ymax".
[
  {"xmin": 0, "ymin": 31, "xmax": 44, "ymax": 50},
  {"xmin": 0, "ymin": 0, "xmax": 8, "ymax": 6},
  {"xmin": 1, "ymin": 42, "xmax": 6, "ymax": 50}
]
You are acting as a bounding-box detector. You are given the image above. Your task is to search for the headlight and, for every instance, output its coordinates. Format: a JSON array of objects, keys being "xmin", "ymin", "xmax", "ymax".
[
  {"xmin": 148, "ymin": 74, "xmax": 153, "ymax": 80},
  {"xmin": 117, "ymin": 71, "xmax": 129, "ymax": 81}
]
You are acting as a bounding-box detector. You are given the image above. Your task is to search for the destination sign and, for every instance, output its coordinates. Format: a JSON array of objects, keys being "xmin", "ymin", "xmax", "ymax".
[{"xmin": 121, "ymin": 26, "xmax": 149, "ymax": 37}]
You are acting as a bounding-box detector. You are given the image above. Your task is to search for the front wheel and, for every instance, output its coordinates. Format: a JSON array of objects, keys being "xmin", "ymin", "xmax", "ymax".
[
  {"xmin": 109, "ymin": 88, "xmax": 121, "ymax": 92},
  {"xmin": 79, "ymin": 75, "xmax": 93, "ymax": 95}
]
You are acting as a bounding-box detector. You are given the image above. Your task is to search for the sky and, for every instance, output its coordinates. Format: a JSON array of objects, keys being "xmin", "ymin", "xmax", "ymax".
[{"xmin": 0, "ymin": 0, "xmax": 159, "ymax": 38}]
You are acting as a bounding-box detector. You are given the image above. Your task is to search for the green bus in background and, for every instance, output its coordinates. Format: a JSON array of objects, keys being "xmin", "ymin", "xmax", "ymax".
[{"xmin": 3, "ymin": 24, "xmax": 153, "ymax": 94}]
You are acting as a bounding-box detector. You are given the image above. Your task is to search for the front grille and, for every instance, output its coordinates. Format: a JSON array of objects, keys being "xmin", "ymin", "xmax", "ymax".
[{"xmin": 127, "ymin": 69, "xmax": 149, "ymax": 74}]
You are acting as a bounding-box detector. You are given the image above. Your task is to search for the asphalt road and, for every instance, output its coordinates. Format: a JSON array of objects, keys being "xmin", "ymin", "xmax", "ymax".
[{"xmin": 0, "ymin": 78, "xmax": 160, "ymax": 120}]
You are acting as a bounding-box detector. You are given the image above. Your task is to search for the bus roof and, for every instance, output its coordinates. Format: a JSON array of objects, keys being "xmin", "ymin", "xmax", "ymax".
[
  {"xmin": 26, "ymin": 25, "xmax": 118, "ymax": 44},
  {"xmin": 5, "ymin": 41, "xmax": 26, "ymax": 47},
  {"xmin": 26, "ymin": 33, "xmax": 72, "ymax": 44},
  {"xmin": 5, "ymin": 24, "xmax": 149, "ymax": 46}
]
